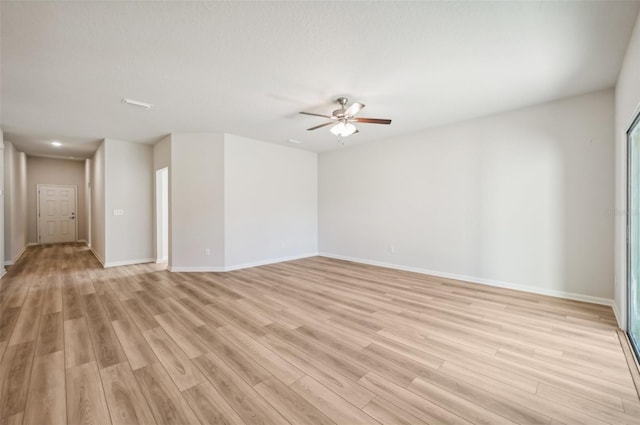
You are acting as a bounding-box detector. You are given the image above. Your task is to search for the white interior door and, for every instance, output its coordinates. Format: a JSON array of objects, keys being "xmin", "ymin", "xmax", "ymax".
[{"xmin": 38, "ymin": 185, "xmax": 77, "ymax": 244}]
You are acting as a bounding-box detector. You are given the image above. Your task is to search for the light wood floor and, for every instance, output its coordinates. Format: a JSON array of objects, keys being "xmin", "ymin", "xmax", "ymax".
[{"xmin": 0, "ymin": 244, "xmax": 639, "ymax": 425}]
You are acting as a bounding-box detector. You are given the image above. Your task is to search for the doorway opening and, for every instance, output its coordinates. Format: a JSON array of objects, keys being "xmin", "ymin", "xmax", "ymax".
[{"xmin": 156, "ymin": 167, "xmax": 169, "ymax": 263}]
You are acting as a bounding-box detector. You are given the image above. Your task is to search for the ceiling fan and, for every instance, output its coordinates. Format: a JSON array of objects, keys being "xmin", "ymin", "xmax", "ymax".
[{"xmin": 299, "ymin": 97, "xmax": 392, "ymax": 137}]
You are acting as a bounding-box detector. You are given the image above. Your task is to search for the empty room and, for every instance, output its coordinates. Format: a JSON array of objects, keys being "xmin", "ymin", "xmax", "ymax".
[{"xmin": 1, "ymin": 1, "xmax": 640, "ymax": 424}]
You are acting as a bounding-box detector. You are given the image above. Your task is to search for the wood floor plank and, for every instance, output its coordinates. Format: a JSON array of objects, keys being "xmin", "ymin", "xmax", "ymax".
[
  {"xmin": 142, "ymin": 326, "xmax": 205, "ymax": 391},
  {"xmin": 218, "ymin": 325, "xmax": 304, "ymax": 385},
  {"xmin": 290, "ymin": 375, "xmax": 380, "ymax": 425},
  {"xmin": 100, "ymin": 362, "xmax": 157, "ymax": 425},
  {"xmin": 42, "ymin": 276, "xmax": 63, "ymax": 315},
  {"xmin": 0, "ymin": 308, "xmax": 20, "ymax": 343},
  {"xmin": 154, "ymin": 312, "xmax": 209, "ymax": 358},
  {"xmin": 133, "ymin": 362, "xmax": 200, "ymax": 425},
  {"xmin": 193, "ymin": 352, "xmax": 289, "ymax": 425},
  {"xmin": 0, "ymin": 413, "xmax": 23, "ymax": 425},
  {"xmin": 174, "ymin": 296, "xmax": 227, "ymax": 328},
  {"xmin": 66, "ymin": 361, "xmax": 111, "ymax": 425},
  {"xmin": 182, "ymin": 381, "xmax": 247, "ymax": 425},
  {"xmin": 24, "ymin": 350, "xmax": 66, "ymax": 425},
  {"xmin": 99, "ymin": 292, "xmax": 128, "ymax": 322},
  {"xmin": 358, "ymin": 372, "xmax": 473, "ymax": 425},
  {"xmin": 208, "ymin": 299, "xmax": 266, "ymax": 338},
  {"xmin": 259, "ymin": 333, "xmax": 376, "ymax": 408},
  {"xmin": 437, "ymin": 360, "xmax": 612, "ymax": 425},
  {"xmin": 63, "ymin": 283, "xmax": 84, "ymax": 321},
  {"xmin": 363, "ymin": 396, "xmax": 429, "ymax": 425},
  {"xmin": 255, "ymin": 377, "xmax": 336, "ymax": 425},
  {"xmin": 0, "ymin": 341, "xmax": 35, "ymax": 420},
  {"xmin": 537, "ymin": 383, "xmax": 639, "ymax": 425},
  {"xmin": 407, "ymin": 376, "xmax": 521, "ymax": 425},
  {"xmin": 111, "ymin": 319, "xmax": 158, "ymax": 370},
  {"xmin": 36, "ymin": 311, "xmax": 64, "ymax": 356},
  {"xmin": 64, "ymin": 317, "xmax": 95, "ymax": 368},
  {"xmin": 83, "ymin": 293, "xmax": 126, "ymax": 369},
  {"xmin": 265, "ymin": 323, "xmax": 367, "ymax": 382},
  {"xmin": 121, "ymin": 298, "xmax": 159, "ymax": 330},
  {"xmin": 8, "ymin": 288, "xmax": 44, "ymax": 345},
  {"xmin": 193, "ymin": 325, "xmax": 271, "ymax": 386}
]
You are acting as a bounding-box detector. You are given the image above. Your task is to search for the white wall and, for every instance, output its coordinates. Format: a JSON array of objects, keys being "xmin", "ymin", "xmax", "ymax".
[
  {"xmin": 170, "ymin": 133, "xmax": 225, "ymax": 270},
  {"xmin": 320, "ymin": 89, "xmax": 614, "ymax": 303},
  {"xmin": 104, "ymin": 139, "xmax": 154, "ymax": 266},
  {"xmin": 26, "ymin": 156, "xmax": 86, "ymax": 244},
  {"xmin": 3, "ymin": 141, "xmax": 27, "ymax": 264},
  {"xmin": 615, "ymin": 11, "xmax": 640, "ymax": 329},
  {"xmin": 90, "ymin": 141, "xmax": 106, "ymax": 264},
  {"xmin": 224, "ymin": 134, "xmax": 317, "ymax": 268}
]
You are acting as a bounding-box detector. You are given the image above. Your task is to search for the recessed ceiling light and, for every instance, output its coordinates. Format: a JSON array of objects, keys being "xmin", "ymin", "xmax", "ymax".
[
  {"xmin": 121, "ymin": 98, "xmax": 153, "ymax": 109},
  {"xmin": 51, "ymin": 141, "xmax": 62, "ymax": 147}
]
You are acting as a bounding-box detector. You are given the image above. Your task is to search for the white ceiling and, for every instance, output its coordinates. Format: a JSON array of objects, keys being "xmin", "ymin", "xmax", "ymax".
[{"xmin": 1, "ymin": 1, "xmax": 639, "ymax": 158}]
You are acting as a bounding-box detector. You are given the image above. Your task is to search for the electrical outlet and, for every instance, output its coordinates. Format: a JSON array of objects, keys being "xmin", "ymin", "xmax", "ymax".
[
  {"xmin": 113, "ymin": 209, "xmax": 124, "ymax": 216},
  {"xmin": 390, "ymin": 245, "xmax": 396, "ymax": 253},
  {"xmin": 204, "ymin": 248, "xmax": 211, "ymax": 256}
]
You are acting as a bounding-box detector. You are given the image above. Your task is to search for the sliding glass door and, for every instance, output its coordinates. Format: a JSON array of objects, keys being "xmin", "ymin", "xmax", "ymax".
[{"xmin": 627, "ymin": 111, "xmax": 640, "ymax": 360}]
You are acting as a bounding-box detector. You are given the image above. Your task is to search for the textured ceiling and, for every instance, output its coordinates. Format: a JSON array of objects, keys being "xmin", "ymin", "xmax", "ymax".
[{"xmin": 1, "ymin": 1, "xmax": 639, "ymax": 158}]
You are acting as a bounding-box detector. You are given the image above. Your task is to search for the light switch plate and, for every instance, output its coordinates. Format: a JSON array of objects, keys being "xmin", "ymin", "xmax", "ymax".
[{"xmin": 113, "ymin": 209, "xmax": 124, "ymax": 216}]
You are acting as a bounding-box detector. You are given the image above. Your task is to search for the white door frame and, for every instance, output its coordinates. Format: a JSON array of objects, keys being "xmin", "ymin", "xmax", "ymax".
[
  {"xmin": 36, "ymin": 184, "xmax": 79, "ymax": 244},
  {"xmin": 155, "ymin": 167, "xmax": 169, "ymax": 262}
]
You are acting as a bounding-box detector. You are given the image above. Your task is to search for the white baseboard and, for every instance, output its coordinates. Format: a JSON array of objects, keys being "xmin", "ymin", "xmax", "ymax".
[
  {"xmin": 4, "ymin": 244, "xmax": 28, "ymax": 266},
  {"xmin": 104, "ymin": 258, "xmax": 155, "ymax": 268},
  {"xmin": 77, "ymin": 239, "xmax": 87, "ymax": 245},
  {"xmin": 169, "ymin": 252, "xmax": 318, "ymax": 273},
  {"xmin": 170, "ymin": 265, "xmax": 226, "ymax": 272},
  {"xmin": 156, "ymin": 258, "xmax": 168, "ymax": 264},
  {"xmin": 0, "ymin": 268, "xmax": 6, "ymax": 279},
  {"xmin": 319, "ymin": 252, "xmax": 615, "ymax": 308},
  {"xmin": 27, "ymin": 242, "xmax": 38, "ymax": 247},
  {"xmin": 224, "ymin": 252, "xmax": 318, "ymax": 272},
  {"xmin": 611, "ymin": 301, "xmax": 624, "ymax": 330}
]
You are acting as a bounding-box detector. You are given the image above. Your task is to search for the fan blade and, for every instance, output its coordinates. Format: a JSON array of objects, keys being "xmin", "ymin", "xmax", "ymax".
[
  {"xmin": 299, "ymin": 111, "xmax": 333, "ymax": 119},
  {"xmin": 345, "ymin": 102, "xmax": 365, "ymax": 117},
  {"xmin": 307, "ymin": 121, "xmax": 335, "ymax": 131},
  {"xmin": 353, "ymin": 117, "xmax": 392, "ymax": 125}
]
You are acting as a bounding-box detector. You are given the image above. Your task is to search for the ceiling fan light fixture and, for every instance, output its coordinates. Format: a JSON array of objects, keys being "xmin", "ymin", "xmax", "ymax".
[{"xmin": 330, "ymin": 121, "xmax": 357, "ymax": 137}]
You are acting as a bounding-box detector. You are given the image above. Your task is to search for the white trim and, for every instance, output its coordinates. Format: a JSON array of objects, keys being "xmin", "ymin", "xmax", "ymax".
[
  {"xmin": 156, "ymin": 258, "xmax": 168, "ymax": 264},
  {"xmin": 319, "ymin": 253, "xmax": 615, "ymax": 307},
  {"xmin": 169, "ymin": 252, "xmax": 318, "ymax": 273},
  {"xmin": 36, "ymin": 184, "xmax": 79, "ymax": 244},
  {"xmin": 0, "ymin": 268, "xmax": 6, "ymax": 279},
  {"xmin": 104, "ymin": 258, "xmax": 155, "ymax": 268},
  {"xmin": 4, "ymin": 244, "xmax": 27, "ymax": 266},
  {"xmin": 27, "ymin": 242, "xmax": 38, "ymax": 247},
  {"xmin": 612, "ymin": 300, "xmax": 623, "ymax": 329},
  {"xmin": 89, "ymin": 247, "xmax": 104, "ymax": 266},
  {"xmin": 170, "ymin": 266, "xmax": 227, "ymax": 272},
  {"xmin": 224, "ymin": 252, "xmax": 318, "ymax": 272},
  {"xmin": 77, "ymin": 239, "xmax": 87, "ymax": 245}
]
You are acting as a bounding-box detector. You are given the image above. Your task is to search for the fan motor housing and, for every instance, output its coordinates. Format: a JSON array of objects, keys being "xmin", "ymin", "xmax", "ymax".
[{"xmin": 332, "ymin": 108, "xmax": 347, "ymax": 118}]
